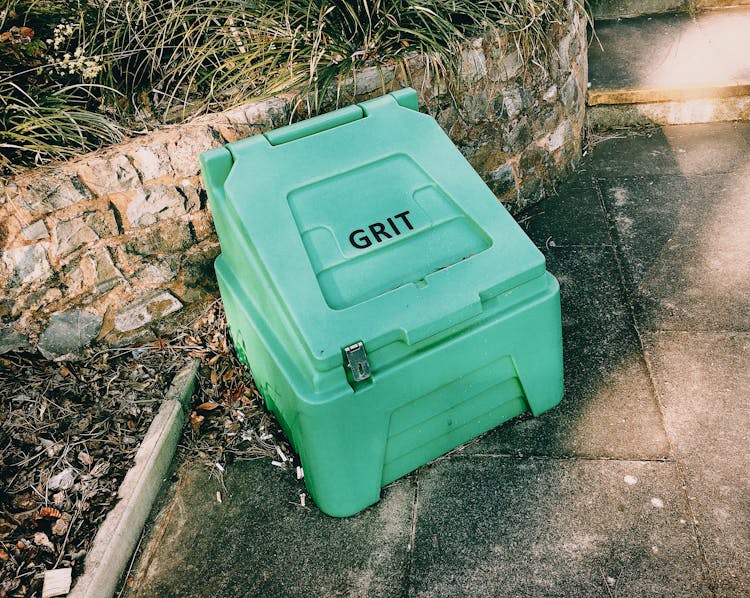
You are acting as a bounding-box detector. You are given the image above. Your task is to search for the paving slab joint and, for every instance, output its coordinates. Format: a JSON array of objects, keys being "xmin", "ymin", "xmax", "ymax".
[{"xmin": 68, "ymin": 358, "xmax": 200, "ymax": 598}]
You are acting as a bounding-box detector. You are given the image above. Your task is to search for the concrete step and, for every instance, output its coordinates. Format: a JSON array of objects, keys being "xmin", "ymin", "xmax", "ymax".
[
  {"xmin": 587, "ymin": 6, "xmax": 750, "ymax": 127},
  {"xmin": 592, "ymin": 0, "xmax": 750, "ymax": 20}
]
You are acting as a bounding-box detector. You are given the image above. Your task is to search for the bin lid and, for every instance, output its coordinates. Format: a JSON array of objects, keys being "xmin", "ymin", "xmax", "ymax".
[{"xmin": 209, "ymin": 88, "xmax": 546, "ymax": 370}]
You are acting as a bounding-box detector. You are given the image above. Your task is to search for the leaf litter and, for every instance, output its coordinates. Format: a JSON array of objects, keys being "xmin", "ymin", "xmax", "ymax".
[{"xmin": 1, "ymin": 299, "xmax": 299, "ymax": 596}]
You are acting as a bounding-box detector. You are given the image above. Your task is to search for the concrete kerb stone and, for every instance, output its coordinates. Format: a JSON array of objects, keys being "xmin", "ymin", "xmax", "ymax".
[{"xmin": 69, "ymin": 358, "xmax": 200, "ymax": 598}]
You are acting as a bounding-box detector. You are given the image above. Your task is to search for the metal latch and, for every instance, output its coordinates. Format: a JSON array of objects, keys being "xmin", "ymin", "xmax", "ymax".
[{"xmin": 344, "ymin": 341, "xmax": 371, "ymax": 383}]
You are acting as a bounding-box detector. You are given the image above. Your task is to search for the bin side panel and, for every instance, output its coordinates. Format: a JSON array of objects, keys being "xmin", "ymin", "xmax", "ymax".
[{"xmin": 218, "ymin": 264, "xmax": 563, "ymax": 517}]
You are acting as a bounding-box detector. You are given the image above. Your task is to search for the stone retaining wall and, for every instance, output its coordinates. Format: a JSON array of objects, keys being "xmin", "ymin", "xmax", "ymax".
[{"xmin": 0, "ymin": 5, "xmax": 587, "ymax": 358}]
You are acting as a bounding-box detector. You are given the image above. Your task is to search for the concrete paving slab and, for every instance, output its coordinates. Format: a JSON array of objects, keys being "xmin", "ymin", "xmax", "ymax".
[
  {"xmin": 696, "ymin": 7, "xmax": 750, "ymax": 82},
  {"xmin": 645, "ymin": 331, "xmax": 750, "ymax": 595},
  {"xmin": 517, "ymin": 172, "xmax": 611, "ymax": 247},
  {"xmin": 132, "ymin": 461, "xmax": 414, "ymax": 598},
  {"xmin": 409, "ymin": 458, "xmax": 706, "ymax": 596},
  {"xmin": 589, "ymin": 123, "xmax": 750, "ymax": 177},
  {"xmin": 599, "ymin": 170, "xmax": 750, "ymax": 331},
  {"xmin": 589, "ymin": 9, "xmax": 750, "ymax": 92},
  {"xmin": 468, "ymin": 247, "xmax": 670, "ymax": 459}
]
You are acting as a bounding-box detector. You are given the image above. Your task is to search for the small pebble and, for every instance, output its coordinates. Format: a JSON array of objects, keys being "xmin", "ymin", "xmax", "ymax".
[
  {"xmin": 623, "ymin": 475, "xmax": 637, "ymax": 485},
  {"xmin": 650, "ymin": 497, "xmax": 664, "ymax": 508}
]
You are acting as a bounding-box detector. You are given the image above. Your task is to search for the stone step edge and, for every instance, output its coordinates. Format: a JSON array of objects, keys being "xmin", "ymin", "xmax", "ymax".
[
  {"xmin": 68, "ymin": 359, "xmax": 200, "ymax": 598},
  {"xmin": 587, "ymin": 94, "xmax": 750, "ymax": 127},
  {"xmin": 592, "ymin": 1, "xmax": 750, "ymax": 21},
  {"xmin": 588, "ymin": 81, "xmax": 750, "ymax": 105}
]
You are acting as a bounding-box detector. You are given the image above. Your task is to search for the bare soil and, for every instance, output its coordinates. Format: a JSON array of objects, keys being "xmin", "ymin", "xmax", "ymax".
[{"xmin": 0, "ymin": 300, "xmax": 294, "ymax": 597}]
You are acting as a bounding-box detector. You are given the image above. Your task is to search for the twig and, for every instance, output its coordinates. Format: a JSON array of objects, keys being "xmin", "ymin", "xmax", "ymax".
[{"xmin": 115, "ymin": 529, "xmax": 145, "ymax": 598}]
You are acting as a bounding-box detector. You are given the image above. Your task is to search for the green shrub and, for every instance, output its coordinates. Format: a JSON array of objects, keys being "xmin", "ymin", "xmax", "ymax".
[{"xmin": 0, "ymin": 0, "xmax": 571, "ymax": 173}]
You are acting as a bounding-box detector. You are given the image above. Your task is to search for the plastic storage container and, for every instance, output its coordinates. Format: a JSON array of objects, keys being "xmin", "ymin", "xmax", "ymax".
[{"xmin": 200, "ymin": 88, "xmax": 563, "ymax": 517}]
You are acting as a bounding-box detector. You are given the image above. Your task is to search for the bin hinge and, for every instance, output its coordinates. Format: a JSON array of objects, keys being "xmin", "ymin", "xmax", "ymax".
[
  {"xmin": 264, "ymin": 105, "xmax": 364, "ymax": 146},
  {"xmin": 343, "ymin": 341, "xmax": 371, "ymax": 384}
]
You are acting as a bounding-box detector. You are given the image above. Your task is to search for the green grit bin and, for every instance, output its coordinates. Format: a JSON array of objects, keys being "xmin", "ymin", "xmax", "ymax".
[{"xmin": 200, "ymin": 88, "xmax": 564, "ymax": 517}]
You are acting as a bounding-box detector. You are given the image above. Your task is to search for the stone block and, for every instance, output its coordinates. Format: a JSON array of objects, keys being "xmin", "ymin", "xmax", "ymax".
[
  {"xmin": 502, "ymin": 88, "xmax": 524, "ymax": 120},
  {"xmin": 125, "ymin": 184, "xmax": 190, "ymax": 228},
  {"xmin": 466, "ymin": 144, "xmax": 511, "ymax": 175},
  {"xmin": 9, "ymin": 169, "xmax": 91, "ymax": 218},
  {"xmin": 461, "ymin": 89, "xmax": 491, "ymax": 123},
  {"xmin": 75, "ymin": 153, "xmax": 140, "ymax": 196},
  {"xmin": 3, "ymin": 243, "xmax": 52, "ymax": 288},
  {"xmin": 53, "ymin": 211, "xmax": 118, "ymax": 258},
  {"xmin": 21, "ymin": 220, "xmax": 49, "ymax": 241},
  {"xmin": 242, "ymin": 96, "xmax": 289, "ymax": 129},
  {"xmin": 189, "ymin": 211, "xmax": 215, "ymax": 242},
  {"xmin": 176, "ymin": 182, "xmax": 202, "ymax": 213},
  {"xmin": 37, "ymin": 309, "xmax": 103, "ymax": 359},
  {"xmin": 543, "ymin": 119, "xmax": 574, "ymax": 152},
  {"xmin": 128, "ymin": 142, "xmax": 174, "ymax": 181},
  {"xmin": 11, "ymin": 286, "xmax": 62, "ymax": 318},
  {"xmin": 170, "ymin": 242, "xmax": 220, "ymax": 303},
  {"xmin": 503, "ymin": 118, "xmax": 532, "ymax": 152},
  {"xmin": 62, "ymin": 247, "xmax": 123, "ymax": 297},
  {"xmin": 114, "ymin": 291, "xmax": 183, "ymax": 333},
  {"xmin": 489, "ymin": 162, "xmax": 517, "ymax": 196},
  {"xmin": 497, "ymin": 49, "xmax": 523, "ymax": 81},
  {"xmin": 134, "ymin": 258, "xmax": 178, "ymax": 285},
  {"xmin": 345, "ymin": 64, "xmax": 398, "ymax": 95},
  {"xmin": 561, "ymin": 72, "xmax": 579, "ymax": 109},
  {"xmin": 168, "ymin": 126, "xmax": 222, "ymax": 178},
  {"xmin": 460, "ymin": 45, "xmax": 488, "ymax": 83},
  {"xmin": 124, "ymin": 219, "xmax": 194, "ymax": 257},
  {"xmin": 0, "ymin": 326, "xmax": 29, "ymax": 354}
]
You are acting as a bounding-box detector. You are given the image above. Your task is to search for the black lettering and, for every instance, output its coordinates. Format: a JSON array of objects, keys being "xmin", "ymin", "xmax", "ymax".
[
  {"xmin": 368, "ymin": 222, "xmax": 392, "ymax": 243},
  {"xmin": 386, "ymin": 217, "xmax": 400, "ymax": 235},
  {"xmin": 394, "ymin": 210, "xmax": 414, "ymax": 230},
  {"xmin": 349, "ymin": 229, "xmax": 372, "ymax": 249}
]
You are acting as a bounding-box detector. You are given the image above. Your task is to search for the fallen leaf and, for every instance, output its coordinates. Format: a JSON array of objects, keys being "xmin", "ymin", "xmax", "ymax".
[
  {"xmin": 59, "ymin": 365, "xmax": 71, "ymax": 377},
  {"xmin": 33, "ymin": 531, "xmax": 55, "ymax": 552},
  {"xmin": 190, "ymin": 412, "xmax": 204, "ymax": 434},
  {"xmin": 0, "ymin": 548, "xmax": 8, "ymax": 561},
  {"xmin": 195, "ymin": 401, "xmax": 220, "ymax": 412},
  {"xmin": 0, "ymin": 517, "xmax": 16, "ymax": 535},
  {"xmin": 38, "ymin": 507, "xmax": 62, "ymax": 519},
  {"xmin": 78, "ymin": 451, "xmax": 93, "ymax": 466},
  {"xmin": 51, "ymin": 517, "xmax": 68, "ymax": 537},
  {"xmin": 210, "ymin": 369, "xmax": 219, "ymax": 385},
  {"xmin": 90, "ymin": 461, "xmax": 110, "ymax": 477},
  {"xmin": 47, "ymin": 468, "xmax": 75, "ymax": 491}
]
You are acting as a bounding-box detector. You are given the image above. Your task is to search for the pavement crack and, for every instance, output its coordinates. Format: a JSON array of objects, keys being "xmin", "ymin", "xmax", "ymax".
[
  {"xmin": 403, "ymin": 470, "xmax": 420, "ymax": 597},
  {"xmin": 450, "ymin": 453, "xmax": 673, "ymax": 463},
  {"xmin": 593, "ymin": 172, "xmax": 718, "ymax": 595}
]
